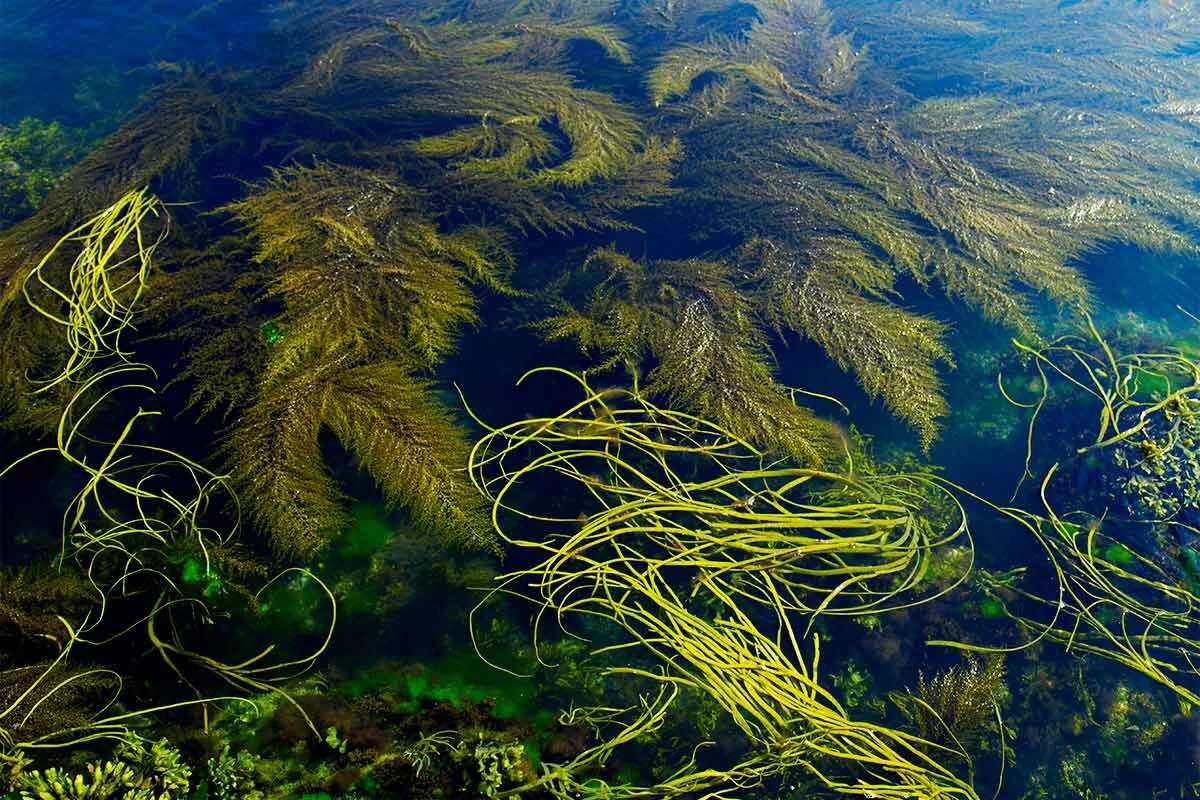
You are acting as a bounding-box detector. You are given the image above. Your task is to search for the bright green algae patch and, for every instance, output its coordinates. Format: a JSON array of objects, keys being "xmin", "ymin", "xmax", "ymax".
[
  {"xmin": 1130, "ymin": 367, "xmax": 1171, "ymax": 401},
  {"xmin": 333, "ymin": 502, "xmax": 396, "ymax": 562},
  {"xmin": 180, "ymin": 556, "xmax": 224, "ymax": 599},
  {"xmin": 979, "ymin": 598, "xmax": 1006, "ymax": 619},
  {"xmin": 1101, "ymin": 542, "xmax": 1135, "ymax": 567},
  {"xmin": 341, "ymin": 654, "xmax": 542, "ymax": 721}
]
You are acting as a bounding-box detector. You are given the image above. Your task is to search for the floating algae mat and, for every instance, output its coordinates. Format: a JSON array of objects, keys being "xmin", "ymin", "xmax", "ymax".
[{"xmin": 5, "ymin": 2, "xmax": 1200, "ymax": 799}]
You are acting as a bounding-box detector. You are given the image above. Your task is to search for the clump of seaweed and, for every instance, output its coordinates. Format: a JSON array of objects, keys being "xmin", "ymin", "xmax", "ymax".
[
  {"xmin": 4, "ymin": 3, "xmax": 1200, "ymax": 798},
  {"xmin": 0, "ymin": 78, "xmax": 232, "ymax": 430},
  {"xmin": 273, "ymin": 15, "xmax": 678, "ymax": 234},
  {"xmin": 465, "ymin": 368, "xmax": 979, "ymax": 799},
  {"xmin": 0, "ymin": 190, "xmax": 336, "ymax": 790},
  {"xmin": 13, "ymin": 738, "xmax": 190, "ymax": 800},
  {"xmin": 215, "ymin": 161, "xmax": 501, "ymax": 556},
  {"xmin": 540, "ymin": 247, "xmax": 846, "ymax": 462},
  {"xmin": 902, "ymin": 656, "xmax": 1006, "ymax": 753},
  {"xmin": 0, "ymin": 568, "xmax": 97, "ymax": 664},
  {"xmin": 0, "ymin": 117, "xmax": 91, "ymax": 229}
]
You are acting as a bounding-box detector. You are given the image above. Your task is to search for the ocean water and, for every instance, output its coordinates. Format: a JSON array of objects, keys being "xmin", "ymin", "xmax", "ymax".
[{"xmin": 3, "ymin": 2, "xmax": 1200, "ymax": 799}]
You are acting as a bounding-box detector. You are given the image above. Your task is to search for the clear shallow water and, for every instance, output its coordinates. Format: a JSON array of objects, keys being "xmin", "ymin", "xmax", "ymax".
[{"xmin": 2, "ymin": 2, "xmax": 1200, "ymax": 799}]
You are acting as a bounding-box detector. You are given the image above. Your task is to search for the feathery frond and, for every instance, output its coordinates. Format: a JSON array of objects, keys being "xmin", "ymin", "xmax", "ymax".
[{"xmin": 542, "ymin": 248, "xmax": 844, "ymax": 463}]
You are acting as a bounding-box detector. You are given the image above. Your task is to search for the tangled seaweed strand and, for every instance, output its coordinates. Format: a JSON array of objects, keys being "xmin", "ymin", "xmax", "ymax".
[
  {"xmin": 19, "ymin": 189, "xmax": 163, "ymax": 393},
  {"xmin": 0, "ymin": 191, "xmax": 336, "ymax": 785},
  {"xmin": 932, "ymin": 313, "xmax": 1200, "ymax": 714},
  {"xmin": 465, "ymin": 367, "xmax": 979, "ymax": 799}
]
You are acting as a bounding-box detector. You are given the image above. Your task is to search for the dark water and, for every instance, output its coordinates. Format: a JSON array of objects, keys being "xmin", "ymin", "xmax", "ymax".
[{"xmin": 3, "ymin": 2, "xmax": 1200, "ymax": 799}]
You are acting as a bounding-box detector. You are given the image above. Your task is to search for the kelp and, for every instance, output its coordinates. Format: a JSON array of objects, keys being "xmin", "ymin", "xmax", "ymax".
[
  {"xmin": 0, "ymin": 78, "xmax": 233, "ymax": 297},
  {"xmin": 138, "ymin": 237, "xmax": 267, "ymax": 421},
  {"xmin": 844, "ymin": 0, "xmax": 1200, "ymax": 111},
  {"xmin": 660, "ymin": 79, "xmax": 1093, "ymax": 335},
  {"xmin": 224, "ymin": 352, "xmax": 492, "ymax": 558},
  {"xmin": 0, "ymin": 569, "xmax": 96, "ymax": 664},
  {"xmin": 221, "ymin": 162, "xmax": 508, "ymax": 369}
]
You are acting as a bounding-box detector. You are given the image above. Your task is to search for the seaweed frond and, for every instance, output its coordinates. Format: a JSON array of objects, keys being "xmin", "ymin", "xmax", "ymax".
[
  {"xmin": 221, "ymin": 161, "xmax": 507, "ymax": 370},
  {"xmin": 747, "ymin": 238, "xmax": 951, "ymax": 448},
  {"xmin": 0, "ymin": 79, "xmax": 234, "ymax": 427},
  {"xmin": 215, "ymin": 162, "xmax": 499, "ymax": 556},
  {"xmin": 904, "ymin": 655, "xmax": 1006, "ymax": 754},
  {"xmin": 274, "ymin": 19, "xmax": 674, "ymax": 233},
  {"xmin": 542, "ymin": 248, "xmax": 844, "ymax": 463},
  {"xmin": 226, "ymin": 353, "xmax": 490, "ymax": 558}
]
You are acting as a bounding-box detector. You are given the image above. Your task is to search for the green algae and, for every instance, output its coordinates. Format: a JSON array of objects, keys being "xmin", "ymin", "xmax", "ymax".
[
  {"xmin": 521, "ymin": 739, "xmax": 542, "ymax": 770},
  {"xmin": 396, "ymin": 655, "xmax": 536, "ymax": 720},
  {"xmin": 259, "ymin": 320, "xmax": 284, "ymax": 347},
  {"xmin": 1130, "ymin": 367, "xmax": 1171, "ymax": 400},
  {"xmin": 255, "ymin": 572, "xmax": 328, "ymax": 634},
  {"xmin": 979, "ymin": 598, "xmax": 1006, "ymax": 619},
  {"xmin": 339, "ymin": 654, "xmax": 542, "ymax": 721},
  {"xmin": 180, "ymin": 556, "xmax": 223, "ymax": 599},
  {"xmin": 333, "ymin": 503, "xmax": 395, "ymax": 562},
  {"xmin": 0, "ymin": 117, "xmax": 90, "ymax": 227},
  {"xmin": 1101, "ymin": 542, "xmax": 1135, "ymax": 567}
]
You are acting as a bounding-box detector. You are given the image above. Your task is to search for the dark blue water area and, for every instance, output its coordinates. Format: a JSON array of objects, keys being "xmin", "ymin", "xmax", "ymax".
[
  {"xmin": 1089, "ymin": 243, "xmax": 1200, "ymax": 323},
  {"xmin": 0, "ymin": 0, "xmax": 280, "ymax": 124}
]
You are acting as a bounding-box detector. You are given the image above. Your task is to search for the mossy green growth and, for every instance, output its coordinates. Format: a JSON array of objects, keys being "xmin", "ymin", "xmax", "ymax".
[
  {"xmin": 337, "ymin": 665, "xmax": 406, "ymax": 699},
  {"xmin": 0, "ymin": 117, "xmax": 90, "ymax": 226},
  {"xmin": 1174, "ymin": 548, "xmax": 1200, "ymax": 597},
  {"xmin": 345, "ymin": 654, "xmax": 540, "ymax": 720},
  {"xmin": 832, "ymin": 658, "xmax": 872, "ymax": 710},
  {"xmin": 921, "ymin": 545, "xmax": 972, "ymax": 589},
  {"xmin": 1180, "ymin": 547, "xmax": 1200, "ymax": 578},
  {"xmin": 334, "ymin": 585, "xmax": 376, "ymax": 617},
  {"xmin": 521, "ymin": 739, "xmax": 542, "ymax": 770},
  {"xmin": 1130, "ymin": 367, "xmax": 1171, "ymax": 400},
  {"xmin": 400, "ymin": 662, "xmax": 530, "ymax": 719},
  {"xmin": 613, "ymin": 765, "xmax": 642, "ymax": 786},
  {"xmin": 255, "ymin": 571, "xmax": 327, "ymax": 634},
  {"xmin": 259, "ymin": 320, "xmax": 284, "ymax": 347},
  {"xmin": 1173, "ymin": 336, "xmax": 1200, "ymax": 362}
]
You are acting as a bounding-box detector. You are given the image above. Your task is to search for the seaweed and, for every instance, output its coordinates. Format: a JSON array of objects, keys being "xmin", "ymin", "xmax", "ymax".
[
  {"xmin": 540, "ymin": 247, "xmax": 845, "ymax": 463},
  {"xmin": 216, "ymin": 162, "xmax": 499, "ymax": 556},
  {"xmin": 0, "ymin": 78, "xmax": 237, "ymax": 430},
  {"xmin": 902, "ymin": 656, "xmax": 1006, "ymax": 754},
  {"xmin": 3, "ymin": 3, "xmax": 1200, "ymax": 798},
  {"xmin": 746, "ymin": 237, "xmax": 951, "ymax": 447}
]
